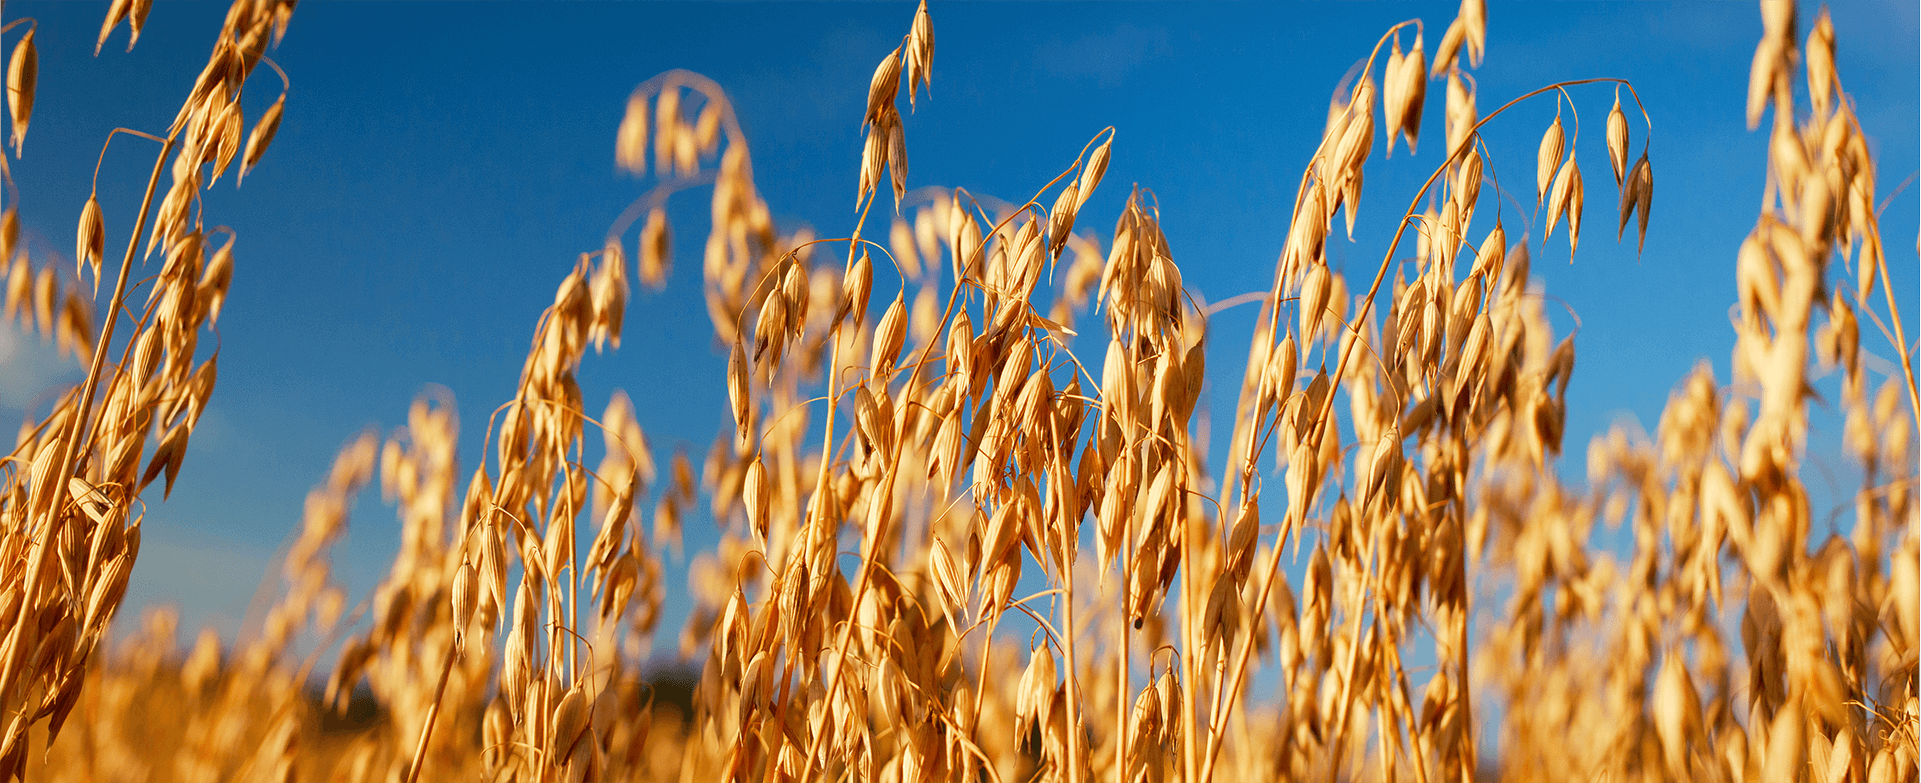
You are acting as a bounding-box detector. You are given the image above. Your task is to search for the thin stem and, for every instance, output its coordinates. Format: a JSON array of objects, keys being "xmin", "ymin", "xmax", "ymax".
[
  {"xmin": 1046, "ymin": 411, "xmax": 1084, "ymax": 783},
  {"xmin": 1862, "ymin": 221, "xmax": 1920, "ymax": 439},
  {"xmin": 404, "ymin": 643, "xmax": 460, "ymax": 783},
  {"xmin": 92, "ymin": 128, "xmax": 167, "ymax": 194}
]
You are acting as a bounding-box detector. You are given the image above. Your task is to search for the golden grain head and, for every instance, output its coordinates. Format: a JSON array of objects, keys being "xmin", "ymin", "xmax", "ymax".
[
  {"xmin": 1397, "ymin": 32, "xmax": 1428, "ymax": 154},
  {"xmin": 1606, "ymin": 91, "xmax": 1630, "ymax": 185},
  {"xmin": 1432, "ymin": 17, "xmax": 1466, "ymax": 78},
  {"xmin": 616, "ymin": 93, "xmax": 649, "ymax": 174},
  {"xmin": 867, "ymin": 47, "xmax": 903, "ymax": 127},
  {"xmin": 906, "ymin": 0, "xmax": 935, "ymax": 109},
  {"xmin": 1565, "ymin": 157, "xmax": 1585, "ymax": 255},
  {"xmin": 1445, "ymin": 69, "xmax": 1475, "ymax": 162}
]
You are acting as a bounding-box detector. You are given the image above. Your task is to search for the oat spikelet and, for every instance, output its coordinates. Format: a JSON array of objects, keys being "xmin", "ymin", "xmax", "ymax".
[
  {"xmin": 451, "ymin": 563, "xmax": 478, "ymax": 645},
  {"xmin": 128, "ymin": 0, "xmax": 153, "ymax": 50},
  {"xmin": 1474, "ymin": 220, "xmax": 1506, "ymax": 281},
  {"xmin": 1619, "ymin": 152, "xmax": 1653, "ymax": 253},
  {"xmin": 858, "ymin": 112, "xmax": 891, "ymax": 208},
  {"xmin": 8, "ymin": 27, "xmax": 37, "ymax": 157},
  {"xmin": 200, "ymin": 233, "xmax": 234, "ymax": 326},
  {"xmin": 743, "ymin": 457, "xmax": 768, "ymax": 540},
  {"xmin": 728, "ymin": 338, "xmax": 750, "ymax": 435},
  {"xmin": 212, "ymin": 100, "xmax": 244, "ymax": 183},
  {"xmin": 652, "ymin": 88, "xmax": 680, "ymax": 175},
  {"xmin": 1300, "ymin": 263, "xmax": 1331, "ymax": 344},
  {"xmin": 616, "ymin": 93, "xmax": 649, "ymax": 174},
  {"xmin": 1079, "ymin": 137, "xmax": 1112, "ymax": 205},
  {"xmin": 1049, "ymin": 184, "xmax": 1079, "ymax": 260},
  {"xmin": 1806, "ymin": 10, "xmax": 1835, "ymax": 115},
  {"xmin": 1432, "ymin": 18, "xmax": 1466, "ymax": 78},
  {"xmin": 1652, "ymin": 653, "xmax": 1702, "ymax": 777},
  {"xmin": 1384, "ymin": 36, "xmax": 1407, "ymax": 156},
  {"xmin": 639, "ymin": 207, "xmax": 670, "ymax": 288},
  {"xmin": 1396, "ymin": 31, "xmax": 1427, "ymax": 155},
  {"xmin": 839, "ymin": 248, "xmax": 873, "ymax": 331},
  {"xmin": 1460, "ymin": 0, "xmax": 1487, "ymax": 67},
  {"xmin": 1444, "ymin": 70, "xmax": 1475, "ymax": 163},
  {"xmin": 872, "ymin": 292, "xmax": 907, "ymax": 376},
  {"xmin": 1536, "ymin": 113, "xmax": 1564, "ymax": 206},
  {"xmin": 240, "ymin": 92, "xmax": 286, "ymax": 183},
  {"xmin": 906, "ymin": 0, "xmax": 934, "ymax": 109},
  {"xmin": 1606, "ymin": 90, "xmax": 1629, "ymax": 186},
  {"xmin": 1546, "ymin": 156, "xmax": 1576, "ymax": 242},
  {"xmin": 885, "ymin": 110, "xmax": 908, "ymax": 206},
  {"xmin": 77, "ymin": 194, "xmax": 105, "ymax": 295},
  {"xmin": 98, "ymin": 0, "xmax": 132, "ymax": 55},
  {"xmin": 866, "ymin": 47, "xmax": 903, "ymax": 128},
  {"xmin": 1565, "ymin": 157, "xmax": 1584, "ymax": 256}
]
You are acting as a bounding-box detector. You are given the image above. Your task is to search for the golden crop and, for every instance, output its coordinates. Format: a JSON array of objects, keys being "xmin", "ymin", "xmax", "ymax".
[{"xmin": 0, "ymin": 1, "xmax": 1913, "ymax": 782}]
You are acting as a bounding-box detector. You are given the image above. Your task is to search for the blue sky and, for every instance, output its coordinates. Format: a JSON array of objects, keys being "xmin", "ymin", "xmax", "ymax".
[{"xmin": 0, "ymin": 1, "xmax": 1914, "ymax": 659}]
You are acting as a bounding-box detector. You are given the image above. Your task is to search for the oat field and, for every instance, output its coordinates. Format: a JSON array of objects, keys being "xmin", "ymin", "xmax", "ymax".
[{"xmin": 0, "ymin": 1, "xmax": 1915, "ymax": 781}]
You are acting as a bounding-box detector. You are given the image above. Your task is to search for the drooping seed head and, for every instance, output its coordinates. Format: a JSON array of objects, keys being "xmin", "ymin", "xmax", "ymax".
[
  {"xmin": 240, "ymin": 92, "xmax": 285, "ymax": 182},
  {"xmin": 1445, "ymin": 71, "xmax": 1475, "ymax": 163},
  {"xmin": 78, "ymin": 194, "xmax": 105, "ymax": 292},
  {"xmin": 1536, "ymin": 113, "xmax": 1565, "ymax": 206},
  {"xmin": 128, "ymin": 0, "xmax": 154, "ymax": 49},
  {"xmin": 213, "ymin": 100, "xmax": 244, "ymax": 183},
  {"xmin": 1546, "ymin": 156, "xmax": 1575, "ymax": 239},
  {"xmin": 1565, "ymin": 159, "xmax": 1585, "ymax": 256},
  {"xmin": 1619, "ymin": 152, "xmax": 1654, "ymax": 254},
  {"xmin": 872, "ymin": 292, "xmax": 907, "ymax": 376},
  {"xmin": 1606, "ymin": 92, "xmax": 1630, "ymax": 186},
  {"xmin": 1077, "ymin": 139, "xmax": 1111, "ymax": 210},
  {"xmin": 906, "ymin": 1, "xmax": 935, "ymax": 109},
  {"xmin": 451, "ymin": 563, "xmax": 478, "ymax": 638},
  {"xmin": 1432, "ymin": 18, "xmax": 1466, "ymax": 78},
  {"xmin": 1048, "ymin": 185, "xmax": 1079, "ymax": 260},
  {"xmin": 1398, "ymin": 31, "xmax": 1427, "ymax": 152},
  {"xmin": 727, "ymin": 338, "xmax": 750, "ymax": 434},
  {"xmin": 8, "ymin": 28, "xmax": 36, "ymax": 156},
  {"xmin": 1474, "ymin": 221, "xmax": 1506, "ymax": 281},
  {"xmin": 743, "ymin": 457, "xmax": 768, "ymax": 541},
  {"xmin": 1461, "ymin": 0, "xmax": 1487, "ymax": 67},
  {"xmin": 866, "ymin": 48, "xmax": 903, "ymax": 127},
  {"xmin": 1299, "ymin": 264, "xmax": 1331, "ymax": 345},
  {"xmin": 1806, "ymin": 10, "xmax": 1836, "ymax": 114},
  {"xmin": 885, "ymin": 113, "xmax": 908, "ymax": 206},
  {"xmin": 616, "ymin": 93, "xmax": 649, "ymax": 174},
  {"xmin": 1384, "ymin": 36, "xmax": 1407, "ymax": 155}
]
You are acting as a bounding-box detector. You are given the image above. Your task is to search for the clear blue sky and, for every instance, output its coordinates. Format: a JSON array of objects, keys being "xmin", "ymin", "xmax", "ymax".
[{"xmin": 0, "ymin": 2, "xmax": 1914, "ymax": 654}]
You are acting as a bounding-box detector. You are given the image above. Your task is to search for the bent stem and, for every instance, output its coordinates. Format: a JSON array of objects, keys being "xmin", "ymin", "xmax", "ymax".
[{"xmin": 405, "ymin": 643, "xmax": 460, "ymax": 783}]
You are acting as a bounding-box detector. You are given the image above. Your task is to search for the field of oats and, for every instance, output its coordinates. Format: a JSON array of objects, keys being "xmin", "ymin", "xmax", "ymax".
[{"xmin": 0, "ymin": 0, "xmax": 1915, "ymax": 781}]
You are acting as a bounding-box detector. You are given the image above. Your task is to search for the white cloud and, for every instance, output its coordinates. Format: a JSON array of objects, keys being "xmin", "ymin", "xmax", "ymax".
[
  {"xmin": 1038, "ymin": 24, "xmax": 1172, "ymax": 88},
  {"xmin": 0, "ymin": 321, "xmax": 80, "ymax": 411}
]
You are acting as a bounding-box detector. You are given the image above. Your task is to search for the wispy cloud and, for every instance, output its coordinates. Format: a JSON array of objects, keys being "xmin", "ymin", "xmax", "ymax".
[
  {"xmin": 0, "ymin": 322, "xmax": 80, "ymax": 411},
  {"xmin": 1038, "ymin": 24, "xmax": 1171, "ymax": 88}
]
